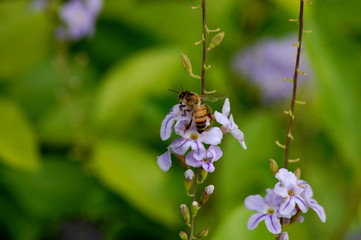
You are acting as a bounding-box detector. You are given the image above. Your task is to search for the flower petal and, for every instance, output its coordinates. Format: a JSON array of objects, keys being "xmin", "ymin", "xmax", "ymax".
[
  {"xmin": 185, "ymin": 151, "xmax": 203, "ymax": 168},
  {"xmin": 265, "ymin": 215, "xmax": 282, "ymax": 234},
  {"xmin": 279, "ymin": 197, "xmax": 296, "ymax": 216},
  {"xmin": 274, "ymin": 182, "xmax": 288, "ymax": 198},
  {"xmin": 160, "ymin": 114, "xmax": 177, "ymax": 140},
  {"xmin": 279, "ymin": 232, "xmax": 289, "ymax": 240},
  {"xmin": 244, "ymin": 195, "xmax": 267, "ymax": 212},
  {"xmin": 172, "ymin": 139, "xmax": 192, "ymax": 155},
  {"xmin": 200, "ymin": 127, "xmax": 223, "ymax": 145},
  {"xmin": 222, "ymin": 98, "xmax": 231, "ymax": 117},
  {"xmin": 294, "ymin": 195, "xmax": 308, "ymax": 213},
  {"xmin": 309, "ymin": 199, "xmax": 326, "ymax": 222},
  {"xmin": 247, "ymin": 213, "xmax": 267, "ymax": 230},
  {"xmin": 157, "ymin": 151, "xmax": 172, "ymax": 172},
  {"xmin": 202, "ymin": 161, "xmax": 215, "ymax": 173},
  {"xmin": 207, "ymin": 145, "xmax": 223, "ymax": 162},
  {"xmin": 276, "ymin": 168, "xmax": 297, "ymax": 186},
  {"xmin": 190, "ymin": 141, "xmax": 206, "ymax": 160},
  {"xmin": 230, "ymin": 128, "xmax": 247, "ymax": 150},
  {"xmin": 214, "ymin": 111, "xmax": 230, "ymax": 126}
]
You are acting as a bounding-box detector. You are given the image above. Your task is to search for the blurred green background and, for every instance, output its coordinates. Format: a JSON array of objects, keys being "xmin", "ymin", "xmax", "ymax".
[{"xmin": 0, "ymin": 0, "xmax": 360, "ymax": 239}]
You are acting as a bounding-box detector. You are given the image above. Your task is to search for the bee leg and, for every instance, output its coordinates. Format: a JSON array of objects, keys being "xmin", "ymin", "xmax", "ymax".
[{"xmin": 184, "ymin": 112, "xmax": 194, "ymax": 133}]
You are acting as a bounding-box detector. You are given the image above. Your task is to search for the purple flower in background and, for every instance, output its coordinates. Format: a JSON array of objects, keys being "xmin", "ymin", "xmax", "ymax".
[
  {"xmin": 279, "ymin": 232, "xmax": 289, "ymax": 240},
  {"xmin": 214, "ymin": 98, "xmax": 246, "ymax": 149},
  {"xmin": 32, "ymin": 0, "xmax": 48, "ymax": 10},
  {"xmin": 233, "ymin": 36, "xmax": 311, "ymax": 102},
  {"xmin": 186, "ymin": 145, "xmax": 223, "ymax": 172},
  {"xmin": 57, "ymin": 0, "xmax": 103, "ymax": 41}
]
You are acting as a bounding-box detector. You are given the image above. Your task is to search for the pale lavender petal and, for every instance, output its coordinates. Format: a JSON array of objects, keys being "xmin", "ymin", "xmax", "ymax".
[
  {"xmin": 294, "ymin": 196, "xmax": 308, "ymax": 213},
  {"xmin": 274, "ymin": 182, "xmax": 288, "ymax": 198},
  {"xmin": 244, "ymin": 195, "xmax": 267, "ymax": 212},
  {"xmin": 230, "ymin": 128, "xmax": 247, "ymax": 150},
  {"xmin": 222, "ymin": 98, "xmax": 231, "ymax": 117},
  {"xmin": 174, "ymin": 119, "xmax": 189, "ymax": 136},
  {"xmin": 265, "ymin": 188, "xmax": 283, "ymax": 207},
  {"xmin": 214, "ymin": 111, "xmax": 230, "ymax": 126},
  {"xmin": 295, "ymin": 215, "xmax": 304, "ymax": 223},
  {"xmin": 160, "ymin": 114, "xmax": 177, "ymax": 140},
  {"xmin": 276, "ymin": 168, "xmax": 297, "ymax": 185},
  {"xmin": 207, "ymin": 145, "xmax": 223, "ymax": 161},
  {"xmin": 309, "ymin": 199, "xmax": 326, "ymax": 222},
  {"xmin": 172, "ymin": 139, "xmax": 192, "ymax": 155},
  {"xmin": 265, "ymin": 215, "xmax": 282, "ymax": 234},
  {"xmin": 279, "ymin": 197, "xmax": 296, "ymax": 216},
  {"xmin": 85, "ymin": 0, "xmax": 103, "ymax": 16},
  {"xmin": 190, "ymin": 141, "xmax": 206, "ymax": 160},
  {"xmin": 200, "ymin": 127, "xmax": 223, "ymax": 145},
  {"xmin": 202, "ymin": 161, "xmax": 215, "ymax": 173},
  {"xmin": 157, "ymin": 151, "xmax": 171, "ymax": 172},
  {"xmin": 185, "ymin": 151, "xmax": 203, "ymax": 168},
  {"xmin": 228, "ymin": 114, "xmax": 239, "ymax": 130},
  {"xmin": 279, "ymin": 232, "xmax": 289, "ymax": 240},
  {"xmin": 247, "ymin": 213, "xmax": 267, "ymax": 230}
]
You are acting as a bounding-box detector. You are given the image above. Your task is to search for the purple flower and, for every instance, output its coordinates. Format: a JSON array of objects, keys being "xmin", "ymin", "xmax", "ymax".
[
  {"xmin": 244, "ymin": 189, "xmax": 285, "ymax": 234},
  {"xmin": 274, "ymin": 169, "xmax": 308, "ymax": 215},
  {"xmin": 214, "ymin": 98, "xmax": 247, "ymax": 149},
  {"xmin": 233, "ymin": 36, "xmax": 311, "ymax": 102},
  {"xmin": 57, "ymin": 0, "xmax": 102, "ymax": 41},
  {"xmin": 186, "ymin": 145, "xmax": 223, "ymax": 172},
  {"xmin": 160, "ymin": 104, "xmax": 190, "ymax": 141},
  {"xmin": 299, "ymin": 180, "xmax": 326, "ymax": 222},
  {"xmin": 31, "ymin": 0, "xmax": 48, "ymax": 10}
]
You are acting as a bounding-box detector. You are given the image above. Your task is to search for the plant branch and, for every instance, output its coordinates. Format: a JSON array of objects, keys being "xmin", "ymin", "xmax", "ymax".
[
  {"xmin": 189, "ymin": 168, "xmax": 199, "ymax": 239},
  {"xmin": 201, "ymin": 0, "xmax": 207, "ymax": 95},
  {"xmin": 284, "ymin": 0, "xmax": 305, "ymax": 169}
]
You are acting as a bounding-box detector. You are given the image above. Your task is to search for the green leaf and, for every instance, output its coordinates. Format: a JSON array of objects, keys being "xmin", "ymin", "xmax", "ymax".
[
  {"xmin": 92, "ymin": 139, "xmax": 181, "ymax": 228},
  {"xmin": 92, "ymin": 47, "xmax": 181, "ymax": 134},
  {"xmin": 0, "ymin": 1, "xmax": 51, "ymax": 79},
  {"xmin": 0, "ymin": 99, "xmax": 40, "ymax": 171}
]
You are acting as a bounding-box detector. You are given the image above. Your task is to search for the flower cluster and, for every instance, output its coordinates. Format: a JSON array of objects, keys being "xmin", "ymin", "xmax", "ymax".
[
  {"xmin": 157, "ymin": 97, "xmax": 246, "ymax": 172},
  {"xmin": 245, "ymin": 168, "xmax": 325, "ymax": 237},
  {"xmin": 32, "ymin": 0, "xmax": 103, "ymax": 41}
]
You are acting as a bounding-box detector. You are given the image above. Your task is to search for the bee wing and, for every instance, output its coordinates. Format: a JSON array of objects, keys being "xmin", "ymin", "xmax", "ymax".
[{"xmin": 202, "ymin": 93, "xmax": 227, "ymax": 102}]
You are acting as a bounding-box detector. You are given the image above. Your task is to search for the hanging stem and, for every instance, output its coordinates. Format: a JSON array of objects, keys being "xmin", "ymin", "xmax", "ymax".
[
  {"xmin": 284, "ymin": 0, "xmax": 305, "ymax": 169},
  {"xmin": 201, "ymin": 0, "xmax": 207, "ymax": 95},
  {"xmin": 189, "ymin": 168, "xmax": 199, "ymax": 239}
]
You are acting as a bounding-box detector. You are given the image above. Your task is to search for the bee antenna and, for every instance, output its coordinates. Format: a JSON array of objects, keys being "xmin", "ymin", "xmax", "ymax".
[
  {"xmin": 168, "ymin": 89, "xmax": 179, "ymax": 94},
  {"xmin": 180, "ymin": 84, "xmax": 184, "ymax": 91}
]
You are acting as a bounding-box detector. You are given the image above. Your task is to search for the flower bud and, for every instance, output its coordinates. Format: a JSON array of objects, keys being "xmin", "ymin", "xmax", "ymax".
[
  {"xmin": 184, "ymin": 169, "xmax": 194, "ymax": 181},
  {"xmin": 180, "ymin": 53, "xmax": 193, "ymax": 74},
  {"xmin": 180, "ymin": 204, "xmax": 190, "ymax": 225},
  {"xmin": 179, "ymin": 231, "xmax": 188, "ymax": 240},
  {"xmin": 191, "ymin": 201, "xmax": 199, "ymax": 217},
  {"xmin": 200, "ymin": 185, "xmax": 214, "ymax": 207},
  {"xmin": 184, "ymin": 169, "xmax": 194, "ymax": 196},
  {"xmin": 294, "ymin": 167, "xmax": 301, "ymax": 179},
  {"xmin": 198, "ymin": 168, "xmax": 208, "ymax": 184},
  {"xmin": 208, "ymin": 32, "xmax": 225, "ymax": 50},
  {"xmin": 196, "ymin": 229, "xmax": 209, "ymax": 238},
  {"xmin": 269, "ymin": 159, "xmax": 279, "ymax": 175},
  {"xmin": 279, "ymin": 231, "xmax": 289, "ymax": 240}
]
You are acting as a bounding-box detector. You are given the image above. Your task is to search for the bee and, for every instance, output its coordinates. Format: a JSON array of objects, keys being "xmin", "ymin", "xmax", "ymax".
[{"xmin": 178, "ymin": 90, "xmax": 224, "ymax": 133}]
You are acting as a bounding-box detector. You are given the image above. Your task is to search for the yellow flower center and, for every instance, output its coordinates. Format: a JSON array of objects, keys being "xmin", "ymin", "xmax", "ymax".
[{"xmin": 190, "ymin": 133, "xmax": 199, "ymax": 140}]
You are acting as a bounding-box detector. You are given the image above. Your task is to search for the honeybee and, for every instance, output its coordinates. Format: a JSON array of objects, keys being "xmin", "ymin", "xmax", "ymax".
[{"xmin": 178, "ymin": 90, "xmax": 224, "ymax": 133}]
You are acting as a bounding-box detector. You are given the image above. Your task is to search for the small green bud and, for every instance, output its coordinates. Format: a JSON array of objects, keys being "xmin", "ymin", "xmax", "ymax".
[
  {"xmin": 191, "ymin": 201, "xmax": 199, "ymax": 217},
  {"xmin": 180, "ymin": 204, "xmax": 190, "ymax": 225},
  {"xmin": 198, "ymin": 168, "xmax": 208, "ymax": 184},
  {"xmin": 184, "ymin": 169, "xmax": 194, "ymax": 196},
  {"xmin": 269, "ymin": 159, "xmax": 279, "ymax": 175},
  {"xmin": 207, "ymin": 32, "xmax": 225, "ymax": 50},
  {"xmin": 180, "ymin": 53, "xmax": 193, "ymax": 74},
  {"xmin": 294, "ymin": 168, "xmax": 301, "ymax": 179},
  {"xmin": 179, "ymin": 231, "xmax": 188, "ymax": 240},
  {"xmin": 199, "ymin": 185, "xmax": 214, "ymax": 207},
  {"xmin": 196, "ymin": 229, "xmax": 209, "ymax": 238}
]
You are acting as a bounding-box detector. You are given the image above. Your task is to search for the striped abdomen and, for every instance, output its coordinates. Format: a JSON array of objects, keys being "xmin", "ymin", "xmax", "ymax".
[{"xmin": 194, "ymin": 105, "xmax": 208, "ymax": 133}]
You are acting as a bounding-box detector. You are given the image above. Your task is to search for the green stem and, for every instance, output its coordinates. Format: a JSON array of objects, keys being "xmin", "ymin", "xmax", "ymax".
[
  {"xmin": 189, "ymin": 168, "xmax": 199, "ymax": 239},
  {"xmin": 201, "ymin": 0, "xmax": 207, "ymax": 95}
]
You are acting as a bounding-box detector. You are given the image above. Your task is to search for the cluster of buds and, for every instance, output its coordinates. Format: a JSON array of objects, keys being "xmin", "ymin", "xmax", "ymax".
[
  {"xmin": 179, "ymin": 183, "xmax": 214, "ymax": 240},
  {"xmin": 244, "ymin": 166, "xmax": 326, "ymax": 239}
]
